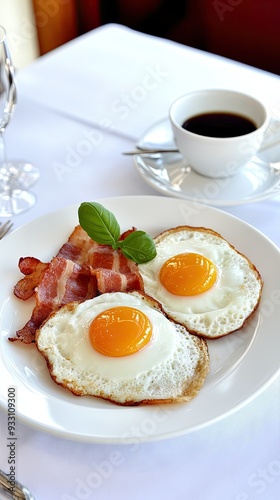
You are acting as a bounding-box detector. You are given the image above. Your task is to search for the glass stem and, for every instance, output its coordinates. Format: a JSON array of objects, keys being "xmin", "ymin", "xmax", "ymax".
[
  {"xmin": 0, "ymin": 130, "xmax": 6, "ymax": 164},
  {"xmin": 0, "ymin": 131, "xmax": 14, "ymax": 215}
]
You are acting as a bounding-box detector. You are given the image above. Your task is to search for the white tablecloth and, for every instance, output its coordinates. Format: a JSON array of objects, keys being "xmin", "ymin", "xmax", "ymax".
[{"xmin": 1, "ymin": 24, "xmax": 280, "ymax": 500}]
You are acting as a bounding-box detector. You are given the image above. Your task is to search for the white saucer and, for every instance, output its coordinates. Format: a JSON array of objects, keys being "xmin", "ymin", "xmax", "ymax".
[{"xmin": 134, "ymin": 119, "xmax": 280, "ymax": 206}]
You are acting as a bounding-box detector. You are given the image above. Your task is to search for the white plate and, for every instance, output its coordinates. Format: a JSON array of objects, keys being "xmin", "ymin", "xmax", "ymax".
[
  {"xmin": 134, "ymin": 119, "xmax": 280, "ymax": 206},
  {"xmin": 1, "ymin": 196, "xmax": 280, "ymax": 443}
]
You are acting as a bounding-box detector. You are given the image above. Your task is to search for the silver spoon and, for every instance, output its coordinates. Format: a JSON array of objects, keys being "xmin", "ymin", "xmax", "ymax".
[{"xmin": 123, "ymin": 148, "xmax": 179, "ymax": 155}]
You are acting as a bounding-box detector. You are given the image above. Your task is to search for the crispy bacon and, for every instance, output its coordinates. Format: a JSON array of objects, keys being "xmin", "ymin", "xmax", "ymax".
[
  {"xmin": 56, "ymin": 225, "xmax": 95, "ymax": 264},
  {"xmin": 11, "ymin": 225, "xmax": 143, "ymax": 343},
  {"xmin": 14, "ymin": 258, "xmax": 49, "ymax": 300},
  {"xmin": 93, "ymin": 269, "xmax": 143, "ymax": 294},
  {"xmin": 88, "ymin": 240, "xmax": 143, "ymax": 293},
  {"xmin": 11, "ymin": 257, "xmax": 97, "ymax": 343},
  {"xmin": 56, "ymin": 225, "xmax": 143, "ymax": 292},
  {"xmin": 18, "ymin": 256, "xmax": 43, "ymax": 275},
  {"xmin": 56, "ymin": 225, "xmax": 137, "ymax": 265}
]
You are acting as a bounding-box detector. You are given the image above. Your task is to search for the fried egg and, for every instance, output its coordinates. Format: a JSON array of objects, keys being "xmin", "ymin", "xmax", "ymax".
[
  {"xmin": 36, "ymin": 291, "xmax": 209, "ymax": 405},
  {"xmin": 138, "ymin": 226, "xmax": 263, "ymax": 339}
]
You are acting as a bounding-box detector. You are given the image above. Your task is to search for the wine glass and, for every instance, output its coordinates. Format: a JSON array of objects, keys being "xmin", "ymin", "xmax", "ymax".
[{"xmin": 0, "ymin": 25, "xmax": 39, "ymax": 217}]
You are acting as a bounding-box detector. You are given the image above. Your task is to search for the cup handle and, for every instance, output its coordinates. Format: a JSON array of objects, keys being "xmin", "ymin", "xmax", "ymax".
[{"xmin": 259, "ymin": 115, "xmax": 280, "ymax": 153}]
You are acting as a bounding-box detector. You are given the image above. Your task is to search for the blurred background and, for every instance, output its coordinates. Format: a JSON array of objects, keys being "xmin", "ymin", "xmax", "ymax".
[{"xmin": 1, "ymin": 0, "xmax": 280, "ymax": 75}]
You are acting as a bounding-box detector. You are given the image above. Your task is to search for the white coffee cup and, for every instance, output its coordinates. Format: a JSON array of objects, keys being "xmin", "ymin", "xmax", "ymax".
[{"xmin": 169, "ymin": 89, "xmax": 270, "ymax": 178}]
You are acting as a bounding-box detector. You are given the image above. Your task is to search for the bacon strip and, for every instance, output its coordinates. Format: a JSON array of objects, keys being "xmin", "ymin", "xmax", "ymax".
[
  {"xmin": 93, "ymin": 269, "xmax": 143, "ymax": 294},
  {"xmin": 11, "ymin": 257, "xmax": 97, "ymax": 344},
  {"xmin": 56, "ymin": 225, "xmax": 143, "ymax": 292},
  {"xmin": 57, "ymin": 225, "xmax": 95, "ymax": 264},
  {"xmin": 11, "ymin": 225, "xmax": 143, "ymax": 344},
  {"xmin": 14, "ymin": 258, "xmax": 49, "ymax": 300},
  {"xmin": 18, "ymin": 256, "xmax": 43, "ymax": 275}
]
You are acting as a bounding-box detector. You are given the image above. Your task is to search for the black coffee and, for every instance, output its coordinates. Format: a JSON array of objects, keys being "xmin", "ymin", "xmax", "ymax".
[{"xmin": 182, "ymin": 112, "xmax": 257, "ymax": 138}]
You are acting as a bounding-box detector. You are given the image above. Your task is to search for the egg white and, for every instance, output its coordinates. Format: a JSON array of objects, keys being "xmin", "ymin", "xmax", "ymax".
[
  {"xmin": 138, "ymin": 228, "xmax": 263, "ymax": 338},
  {"xmin": 36, "ymin": 291, "xmax": 209, "ymax": 404}
]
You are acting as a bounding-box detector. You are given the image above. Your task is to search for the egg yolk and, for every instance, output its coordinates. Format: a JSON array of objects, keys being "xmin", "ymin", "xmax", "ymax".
[
  {"xmin": 89, "ymin": 306, "xmax": 152, "ymax": 357},
  {"xmin": 159, "ymin": 252, "xmax": 217, "ymax": 296}
]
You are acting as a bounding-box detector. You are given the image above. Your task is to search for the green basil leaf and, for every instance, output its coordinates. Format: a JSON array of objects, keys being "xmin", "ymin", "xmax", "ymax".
[
  {"xmin": 118, "ymin": 230, "xmax": 157, "ymax": 264},
  {"xmin": 78, "ymin": 202, "xmax": 120, "ymax": 247}
]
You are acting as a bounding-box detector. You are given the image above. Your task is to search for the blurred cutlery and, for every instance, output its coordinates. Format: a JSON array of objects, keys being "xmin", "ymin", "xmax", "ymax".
[
  {"xmin": 0, "ymin": 469, "xmax": 35, "ymax": 499},
  {"xmin": 0, "ymin": 220, "xmax": 13, "ymax": 240}
]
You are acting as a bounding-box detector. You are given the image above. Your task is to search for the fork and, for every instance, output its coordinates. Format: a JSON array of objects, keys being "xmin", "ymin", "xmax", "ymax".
[
  {"xmin": 0, "ymin": 220, "xmax": 13, "ymax": 240},
  {"xmin": 0, "ymin": 469, "xmax": 35, "ymax": 499}
]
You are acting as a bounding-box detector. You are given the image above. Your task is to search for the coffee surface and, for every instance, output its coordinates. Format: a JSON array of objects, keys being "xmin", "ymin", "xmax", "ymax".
[{"xmin": 182, "ymin": 112, "xmax": 257, "ymax": 138}]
